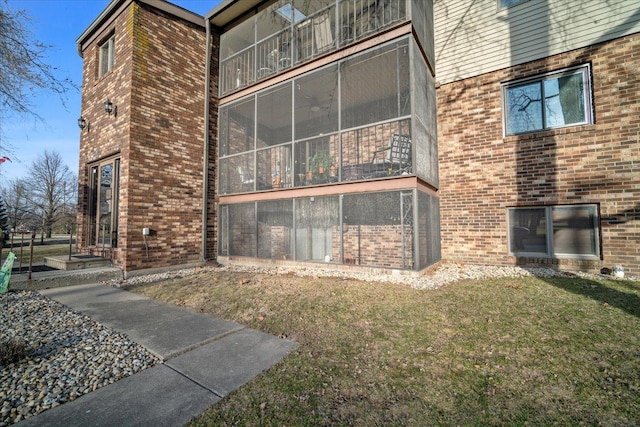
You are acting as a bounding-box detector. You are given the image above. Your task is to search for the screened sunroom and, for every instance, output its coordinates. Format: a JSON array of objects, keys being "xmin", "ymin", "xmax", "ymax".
[
  {"xmin": 214, "ymin": 0, "xmax": 438, "ymax": 271},
  {"xmin": 218, "ymin": 36, "xmax": 438, "ymax": 194},
  {"xmin": 218, "ymin": 0, "xmax": 437, "ymax": 96},
  {"xmin": 218, "ymin": 189, "xmax": 440, "ymax": 270}
]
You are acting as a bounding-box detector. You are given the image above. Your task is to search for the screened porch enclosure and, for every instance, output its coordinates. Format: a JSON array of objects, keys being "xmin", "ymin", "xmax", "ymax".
[
  {"xmin": 216, "ymin": 0, "xmax": 439, "ymax": 272},
  {"xmin": 219, "ymin": 0, "xmax": 411, "ymax": 96},
  {"xmin": 218, "ymin": 36, "xmax": 438, "ymax": 194},
  {"xmin": 218, "ymin": 190, "xmax": 440, "ymax": 270}
]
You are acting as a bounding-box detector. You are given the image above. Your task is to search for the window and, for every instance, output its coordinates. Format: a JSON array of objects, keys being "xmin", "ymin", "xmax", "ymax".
[
  {"xmin": 88, "ymin": 158, "xmax": 120, "ymax": 248},
  {"xmin": 508, "ymin": 204, "xmax": 600, "ymax": 258},
  {"xmin": 498, "ymin": 0, "xmax": 529, "ymax": 8},
  {"xmin": 99, "ymin": 35, "xmax": 115, "ymax": 77},
  {"xmin": 502, "ymin": 65, "xmax": 592, "ymax": 136},
  {"xmin": 275, "ymin": 3, "xmax": 306, "ymax": 23}
]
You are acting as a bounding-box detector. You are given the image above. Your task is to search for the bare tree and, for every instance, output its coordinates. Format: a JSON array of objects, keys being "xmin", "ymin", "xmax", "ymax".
[
  {"xmin": 0, "ymin": 178, "xmax": 33, "ymax": 232},
  {"xmin": 25, "ymin": 150, "xmax": 75, "ymax": 239},
  {"xmin": 60, "ymin": 179, "xmax": 78, "ymax": 235},
  {"xmin": 0, "ymin": 194, "xmax": 8, "ymax": 255},
  {"xmin": 0, "ymin": 179, "xmax": 35, "ymax": 260},
  {"xmin": 0, "ymin": 0, "xmax": 74, "ymax": 146}
]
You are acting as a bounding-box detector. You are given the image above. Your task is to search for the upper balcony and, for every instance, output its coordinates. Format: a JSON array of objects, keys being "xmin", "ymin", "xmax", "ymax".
[
  {"xmin": 219, "ymin": 0, "xmax": 408, "ymax": 97},
  {"xmin": 218, "ymin": 35, "xmax": 439, "ymax": 196}
]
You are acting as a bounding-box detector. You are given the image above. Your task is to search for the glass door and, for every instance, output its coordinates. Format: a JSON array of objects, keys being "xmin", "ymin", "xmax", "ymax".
[{"xmin": 88, "ymin": 158, "xmax": 120, "ymax": 249}]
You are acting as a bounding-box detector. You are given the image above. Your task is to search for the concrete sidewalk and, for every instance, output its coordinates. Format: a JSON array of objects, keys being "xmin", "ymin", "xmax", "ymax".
[{"xmin": 17, "ymin": 283, "xmax": 298, "ymax": 427}]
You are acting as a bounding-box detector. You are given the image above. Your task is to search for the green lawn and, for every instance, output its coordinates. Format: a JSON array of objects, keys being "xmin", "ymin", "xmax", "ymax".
[{"xmin": 133, "ymin": 270, "xmax": 640, "ymax": 426}]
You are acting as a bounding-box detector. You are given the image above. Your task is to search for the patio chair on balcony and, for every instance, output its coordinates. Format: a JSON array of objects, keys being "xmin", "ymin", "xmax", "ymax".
[
  {"xmin": 370, "ymin": 134, "xmax": 411, "ymax": 176},
  {"xmin": 314, "ymin": 12, "xmax": 334, "ymax": 54},
  {"xmin": 237, "ymin": 166, "xmax": 255, "ymax": 191}
]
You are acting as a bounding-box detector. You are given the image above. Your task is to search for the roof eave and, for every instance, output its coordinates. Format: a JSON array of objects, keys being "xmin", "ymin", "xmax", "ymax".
[
  {"xmin": 206, "ymin": 0, "xmax": 263, "ymax": 29},
  {"xmin": 76, "ymin": 0, "xmax": 205, "ymax": 57}
]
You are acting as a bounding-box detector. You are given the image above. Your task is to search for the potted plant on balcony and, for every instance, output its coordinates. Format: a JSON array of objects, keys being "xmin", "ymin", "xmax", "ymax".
[{"xmin": 309, "ymin": 152, "xmax": 334, "ymax": 179}]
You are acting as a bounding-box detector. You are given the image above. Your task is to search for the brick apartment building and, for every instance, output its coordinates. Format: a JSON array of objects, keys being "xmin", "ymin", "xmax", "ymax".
[
  {"xmin": 76, "ymin": 0, "xmax": 639, "ymax": 276},
  {"xmin": 76, "ymin": 0, "xmax": 208, "ymax": 272},
  {"xmin": 435, "ymin": 1, "xmax": 639, "ymax": 273}
]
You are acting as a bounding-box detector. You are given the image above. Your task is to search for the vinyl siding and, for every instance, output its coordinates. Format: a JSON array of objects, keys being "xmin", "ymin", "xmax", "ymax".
[{"xmin": 434, "ymin": 0, "xmax": 640, "ymax": 84}]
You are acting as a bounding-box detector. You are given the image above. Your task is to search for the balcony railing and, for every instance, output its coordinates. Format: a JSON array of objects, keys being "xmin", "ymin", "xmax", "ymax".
[
  {"xmin": 341, "ymin": 0, "xmax": 406, "ymax": 42},
  {"xmin": 220, "ymin": 48, "xmax": 255, "ymax": 94},
  {"xmin": 295, "ymin": 4, "xmax": 337, "ymax": 64},
  {"xmin": 219, "ymin": 118, "xmax": 412, "ymax": 195},
  {"xmin": 256, "ymin": 29, "xmax": 293, "ymax": 80},
  {"xmin": 220, "ymin": 0, "xmax": 407, "ymax": 96}
]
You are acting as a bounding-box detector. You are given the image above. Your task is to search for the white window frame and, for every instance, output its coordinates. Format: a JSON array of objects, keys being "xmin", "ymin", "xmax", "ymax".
[
  {"xmin": 501, "ymin": 64, "xmax": 593, "ymax": 137},
  {"xmin": 507, "ymin": 204, "xmax": 601, "ymax": 260},
  {"xmin": 99, "ymin": 35, "xmax": 115, "ymax": 77}
]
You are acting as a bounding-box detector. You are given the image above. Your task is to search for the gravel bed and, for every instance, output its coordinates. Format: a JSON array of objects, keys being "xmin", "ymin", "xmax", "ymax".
[
  {"xmin": 0, "ymin": 292, "xmax": 159, "ymax": 426},
  {"xmin": 109, "ymin": 262, "xmax": 638, "ymax": 291}
]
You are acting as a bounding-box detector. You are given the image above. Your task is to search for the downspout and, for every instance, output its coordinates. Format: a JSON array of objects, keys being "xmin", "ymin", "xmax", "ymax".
[{"xmin": 202, "ymin": 19, "xmax": 212, "ymax": 262}]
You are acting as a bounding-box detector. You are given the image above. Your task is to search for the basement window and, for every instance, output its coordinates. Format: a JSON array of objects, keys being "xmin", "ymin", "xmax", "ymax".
[{"xmin": 508, "ymin": 204, "xmax": 600, "ymax": 259}]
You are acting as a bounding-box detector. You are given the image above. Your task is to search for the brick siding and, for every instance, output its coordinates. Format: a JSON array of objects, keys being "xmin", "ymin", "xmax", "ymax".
[
  {"xmin": 437, "ymin": 33, "xmax": 640, "ymax": 274},
  {"xmin": 77, "ymin": 2, "xmax": 206, "ymax": 271},
  {"xmin": 206, "ymin": 32, "xmax": 220, "ymax": 262}
]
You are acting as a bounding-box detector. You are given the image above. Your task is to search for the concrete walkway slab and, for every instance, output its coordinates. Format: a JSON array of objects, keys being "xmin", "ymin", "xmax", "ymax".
[
  {"xmin": 167, "ymin": 328, "xmax": 299, "ymax": 396},
  {"xmin": 17, "ymin": 365, "xmax": 220, "ymax": 427},
  {"xmin": 75, "ymin": 299, "xmax": 180, "ymax": 326},
  {"xmin": 40, "ymin": 283, "xmax": 148, "ymax": 309},
  {"xmin": 110, "ymin": 303, "xmax": 245, "ymax": 360},
  {"xmin": 41, "ymin": 284, "xmax": 246, "ymax": 360},
  {"xmin": 17, "ymin": 282, "xmax": 299, "ymax": 427}
]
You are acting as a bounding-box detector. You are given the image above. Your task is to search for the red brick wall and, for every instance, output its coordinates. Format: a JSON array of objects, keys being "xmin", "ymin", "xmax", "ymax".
[
  {"xmin": 78, "ymin": 2, "xmax": 206, "ymax": 272},
  {"xmin": 77, "ymin": 3, "xmax": 135, "ymax": 257},
  {"xmin": 342, "ymin": 224, "xmax": 413, "ymax": 268},
  {"xmin": 437, "ymin": 33, "xmax": 640, "ymax": 274}
]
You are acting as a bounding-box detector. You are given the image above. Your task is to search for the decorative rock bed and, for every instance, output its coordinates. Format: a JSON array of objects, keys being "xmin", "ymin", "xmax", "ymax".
[
  {"xmin": 108, "ymin": 262, "xmax": 637, "ymax": 291},
  {"xmin": 0, "ymin": 292, "xmax": 158, "ymax": 426}
]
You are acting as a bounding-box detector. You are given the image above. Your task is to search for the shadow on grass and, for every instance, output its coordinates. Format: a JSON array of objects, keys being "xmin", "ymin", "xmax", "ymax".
[{"xmin": 535, "ymin": 273, "xmax": 640, "ymax": 319}]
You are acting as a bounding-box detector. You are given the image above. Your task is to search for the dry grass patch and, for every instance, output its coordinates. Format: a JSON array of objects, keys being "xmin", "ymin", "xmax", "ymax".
[
  {"xmin": 0, "ymin": 337, "xmax": 28, "ymax": 366},
  {"xmin": 133, "ymin": 270, "xmax": 640, "ymax": 426},
  {"xmin": 3, "ymin": 242, "xmax": 71, "ymax": 264}
]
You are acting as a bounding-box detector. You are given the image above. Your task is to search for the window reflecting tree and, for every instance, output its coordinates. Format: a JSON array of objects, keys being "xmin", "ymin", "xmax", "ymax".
[{"xmin": 504, "ymin": 66, "xmax": 589, "ymax": 135}]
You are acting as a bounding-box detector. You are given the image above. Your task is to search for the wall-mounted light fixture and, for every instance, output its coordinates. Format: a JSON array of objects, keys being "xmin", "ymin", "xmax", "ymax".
[
  {"xmin": 77, "ymin": 116, "xmax": 90, "ymax": 131},
  {"xmin": 104, "ymin": 99, "xmax": 117, "ymax": 116}
]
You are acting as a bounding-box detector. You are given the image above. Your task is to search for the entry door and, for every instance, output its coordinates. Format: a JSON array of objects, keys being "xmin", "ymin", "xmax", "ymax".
[{"xmin": 88, "ymin": 158, "xmax": 120, "ymax": 248}]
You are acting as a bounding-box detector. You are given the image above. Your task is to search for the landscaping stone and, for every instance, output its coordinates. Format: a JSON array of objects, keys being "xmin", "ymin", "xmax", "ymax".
[
  {"xmin": 107, "ymin": 262, "xmax": 638, "ymax": 291},
  {"xmin": 0, "ymin": 292, "xmax": 159, "ymax": 426}
]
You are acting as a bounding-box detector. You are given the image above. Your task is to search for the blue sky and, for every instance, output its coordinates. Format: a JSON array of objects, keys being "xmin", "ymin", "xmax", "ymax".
[{"xmin": 0, "ymin": 0, "xmax": 219, "ymax": 182}]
